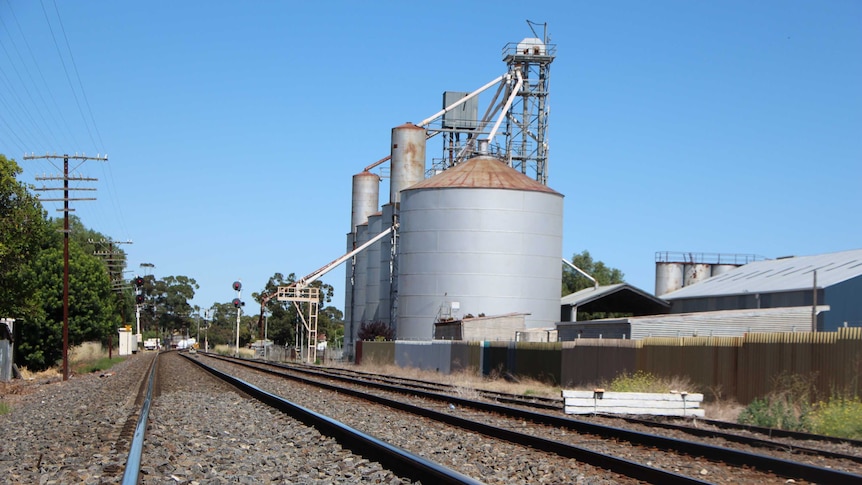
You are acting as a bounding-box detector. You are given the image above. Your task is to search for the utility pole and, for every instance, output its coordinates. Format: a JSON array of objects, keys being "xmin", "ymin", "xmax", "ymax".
[
  {"xmin": 91, "ymin": 238, "xmax": 133, "ymax": 356},
  {"xmin": 23, "ymin": 153, "xmax": 108, "ymax": 381}
]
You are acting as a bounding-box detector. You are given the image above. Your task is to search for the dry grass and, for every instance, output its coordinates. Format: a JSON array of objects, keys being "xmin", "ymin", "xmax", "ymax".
[
  {"xmin": 213, "ymin": 344, "xmax": 255, "ymax": 358},
  {"xmin": 346, "ymin": 362, "xmax": 562, "ymax": 399},
  {"xmin": 69, "ymin": 341, "xmax": 107, "ymax": 363}
]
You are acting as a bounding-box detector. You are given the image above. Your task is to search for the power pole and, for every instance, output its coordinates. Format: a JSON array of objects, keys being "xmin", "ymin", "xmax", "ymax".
[
  {"xmin": 23, "ymin": 153, "xmax": 108, "ymax": 380},
  {"xmin": 92, "ymin": 238, "xmax": 133, "ymax": 359}
]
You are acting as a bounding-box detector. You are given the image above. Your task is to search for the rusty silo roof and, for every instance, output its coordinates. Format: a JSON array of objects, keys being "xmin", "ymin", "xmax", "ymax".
[{"xmin": 404, "ymin": 155, "xmax": 561, "ymax": 194}]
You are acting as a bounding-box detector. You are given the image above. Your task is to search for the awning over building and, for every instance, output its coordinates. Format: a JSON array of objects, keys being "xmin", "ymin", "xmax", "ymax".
[{"xmin": 560, "ymin": 284, "xmax": 670, "ymax": 322}]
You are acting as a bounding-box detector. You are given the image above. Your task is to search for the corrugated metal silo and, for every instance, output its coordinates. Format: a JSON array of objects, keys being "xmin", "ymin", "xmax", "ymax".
[
  {"xmin": 710, "ymin": 264, "xmax": 738, "ymax": 277},
  {"xmin": 397, "ymin": 155, "xmax": 564, "ymax": 340},
  {"xmin": 377, "ymin": 203, "xmax": 396, "ymax": 326},
  {"xmin": 390, "ymin": 123, "xmax": 426, "ymax": 204},
  {"xmin": 655, "ymin": 262, "xmax": 684, "ymax": 296},
  {"xmin": 352, "ymin": 171, "xmax": 380, "ymax": 229},
  {"xmin": 684, "ymin": 263, "xmax": 711, "ymax": 287},
  {"xmin": 364, "ymin": 213, "xmax": 383, "ymax": 323},
  {"xmin": 352, "ymin": 222, "xmax": 369, "ymax": 336}
]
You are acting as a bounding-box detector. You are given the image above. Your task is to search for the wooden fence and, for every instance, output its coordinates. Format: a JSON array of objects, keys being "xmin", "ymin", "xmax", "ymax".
[{"xmin": 356, "ymin": 328, "xmax": 862, "ymax": 404}]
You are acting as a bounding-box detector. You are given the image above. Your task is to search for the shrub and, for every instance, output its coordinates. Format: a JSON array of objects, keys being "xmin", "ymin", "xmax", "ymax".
[
  {"xmin": 737, "ymin": 373, "xmax": 815, "ymax": 431},
  {"xmin": 0, "ymin": 402, "xmax": 10, "ymax": 415},
  {"xmin": 809, "ymin": 396, "xmax": 862, "ymax": 439},
  {"xmin": 358, "ymin": 321, "xmax": 395, "ymax": 341},
  {"xmin": 606, "ymin": 370, "xmax": 665, "ymax": 393}
]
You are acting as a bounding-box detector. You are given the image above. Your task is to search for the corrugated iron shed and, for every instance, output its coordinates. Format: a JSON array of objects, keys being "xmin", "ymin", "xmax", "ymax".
[
  {"xmin": 660, "ymin": 248, "xmax": 862, "ymax": 300},
  {"xmin": 557, "ymin": 305, "xmax": 830, "ymax": 340},
  {"xmin": 560, "ymin": 284, "xmax": 670, "ymax": 320}
]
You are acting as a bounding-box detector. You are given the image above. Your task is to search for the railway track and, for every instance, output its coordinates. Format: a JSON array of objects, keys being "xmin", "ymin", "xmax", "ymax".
[
  {"xmin": 199, "ymin": 353, "xmax": 862, "ymax": 484},
  {"xmin": 222, "ymin": 355, "xmax": 862, "ymax": 470}
]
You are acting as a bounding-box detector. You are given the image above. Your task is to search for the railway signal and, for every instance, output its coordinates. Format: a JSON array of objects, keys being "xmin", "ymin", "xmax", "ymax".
[
  {"xmin": 134, "ymin": 275, "xmax": 144, "ymax": 287},
  {"xmin": 135, "ymin": 294, "xmax": 145, "ymax": 304},
  {"xmin": 232, "ymin": 281, "xmax": 242, "ymax": 292},
  {"xmin": 232, "ymin": 298, "xmax": 244, "ymax": 308}
]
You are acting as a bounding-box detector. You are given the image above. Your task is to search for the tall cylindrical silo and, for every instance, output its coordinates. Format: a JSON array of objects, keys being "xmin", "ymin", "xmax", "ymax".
[
  {"xmin": 684, "ymin": 263, "xmax": 711, "ymax": 287},
  {"xmin": 397, "ymin": 155, "xmax": 564, "ymax": 340},
  {"xmin": 352, "ymin": 222, "xmax": 369, "ymax": 343},
  {"xmin": 390, "ymin": 123, "xmax": 426, "ymax": 204},
  {"xmin": 377, "ymin": 203, "xmax": 396, "ymax": 326},
  {"xmin": 344, "ymin": 232, "xmax": 354, "ymax": 353},
  {"xmin": 352, "ymin": 171, "xmax": 379, "ymax": 231},
  {"xmin": 655, "ymin": 262, "xmax": 684, "ymax": 296},
  {"xmin": 711, "ymin": 264, "xmax": 738, "ymax": 277},
  {"xmin": 364, "ymin": 213, "xmax": 383, "ymax": 323}
]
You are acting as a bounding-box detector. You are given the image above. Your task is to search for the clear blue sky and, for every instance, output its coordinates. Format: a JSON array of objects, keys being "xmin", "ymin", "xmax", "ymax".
[{"xmin": 2, "ymin": 1, "xmax": 860, "ymax": 315}]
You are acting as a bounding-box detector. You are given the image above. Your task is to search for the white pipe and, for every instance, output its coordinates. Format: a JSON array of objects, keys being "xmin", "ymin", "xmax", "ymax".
[
  {"xmin": 562, "ymin": 258, "xmax": 599, "ymax": 290},
  {"xmin": 487, "ymin": 69, "xmax": 523, "ymax": 142},
  {"xmin": 418, "ymin": 74, "xmax": 506, "ymax": 127},
  {"xmin": 297, "ymin": 224, "xmax": 397, "ymax": 288}
]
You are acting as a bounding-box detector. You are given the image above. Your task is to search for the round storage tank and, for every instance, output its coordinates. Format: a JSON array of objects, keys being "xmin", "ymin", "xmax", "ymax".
[
  {"xmin": 711, "ymin": 264, "xmax": 738, "ymax": 277},
  {"xmin": 654, "ymin": 262, "xmax": 684, "ymax": 296},
  {"xmin": 397, "ymin": 155, "xmax": 564, "ymax": 340},
  {"xmin": 351, "ymin": 222, "xmax": 369, "ymax": 345},
  {"xmin": 390, "ymin": 123, "xmax": 426, "ymax": 204},
  {"xmin": 364, "ymin": 213, "xmax": 383, "ymax": 323},
  {"xmin": 684, "ymin": 263, "xmax": 711, "ymax": 287},
  {"xmin": 351, "ymin": 171, "xmax": 379, "ymax": 231}
]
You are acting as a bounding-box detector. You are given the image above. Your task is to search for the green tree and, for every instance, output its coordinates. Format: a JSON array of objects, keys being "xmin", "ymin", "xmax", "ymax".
[
  {"xmin": 562, "ymin": 250, "xmax": 625, "ymax": 295},
  {"xmin": 17, "ymin": 224, "xmax": 118, "ymax": 370},
  {"xmin": 0, "ymin": 154, "xmax": 48, "ymax": 325},
  {"xmin": 148, "ymin": 275, "xmax": 199, "ymax": 338},
  {"xmin": 251, "ymin": 272, "xmax": 342, "ymax": 349},
  {"xmin": 562, "ymin": 250, "xmax": 627, "ymax": 321}
]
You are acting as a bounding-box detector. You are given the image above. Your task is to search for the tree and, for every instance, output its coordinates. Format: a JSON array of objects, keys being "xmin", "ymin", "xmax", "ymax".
[
  {"xmin": 149, "ymin": 275, "xmax": 199, "ymax": 338},
  {"xmin": 17, "ymin": 223, "xmax": 118, "ymax": 370},
  {"xmin": 0, "ymin": 154, "xmax": 48, "ymax": 325},
  {"xmin": 562, "ymin": 250, "xmax": 625, "ymax": 295},
  {"xmin": 358, "ymin": 321, "xmax": 395, "ymax": 341}
]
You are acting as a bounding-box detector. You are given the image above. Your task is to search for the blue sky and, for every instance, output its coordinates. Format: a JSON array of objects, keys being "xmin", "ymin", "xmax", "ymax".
[{"xmin": 2, "ymin": 1, "xmax": 860, "ymax": 314}]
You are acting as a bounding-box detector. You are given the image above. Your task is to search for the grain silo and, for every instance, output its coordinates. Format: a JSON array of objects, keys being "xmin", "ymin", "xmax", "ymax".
[
  {"xmin": 345, "ymin": 171, "xmax": 380, "ymax": 347},
  {"xmin": 396, "ymin": 154, "xmax": 564, "ymax": 340}
]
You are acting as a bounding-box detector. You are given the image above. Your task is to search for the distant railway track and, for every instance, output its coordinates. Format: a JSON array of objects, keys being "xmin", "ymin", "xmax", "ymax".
[{"xmin": 201, "ymin": 353, "xmax": 862, "ymax": 484}]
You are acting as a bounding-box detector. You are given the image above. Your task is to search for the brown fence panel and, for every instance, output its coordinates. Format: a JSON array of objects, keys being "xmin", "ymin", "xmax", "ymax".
[
  {"xmin": 482, "ymin": 341, "xmax": 511, "ymax": 377},
  {"xmin": 514, "ymin": 342, "xmax": 562, "ymax": 385},
  {"xmin": 560, "ymin": 339, "xmax": 639, "ymax": 388},
  {"xmin": 639, "ymin": 337, "xmax": 741, "ymax": 398},
  {"xmin": 450, "ymin": 341, "xmax": 482, "ymax": 374}
]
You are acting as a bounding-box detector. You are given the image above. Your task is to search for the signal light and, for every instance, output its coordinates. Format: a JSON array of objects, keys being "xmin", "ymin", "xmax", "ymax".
[
  {"xmin": 232, "ymin": 281, "xmax": 242, "ymax": 292},
  {"xmin": 135, "ymin": 294, "xmax": 145, "ymax": 304},
  {"xmin": 134, "ymin": 276, "xmax": 144, "ymax": 287},
  {"xmin": 232, "ymin": 298, "xmax": 243, "ymax": 308}
]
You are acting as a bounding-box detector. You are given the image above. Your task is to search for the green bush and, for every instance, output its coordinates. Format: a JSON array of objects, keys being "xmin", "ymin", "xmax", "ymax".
[
  {"xmin": 77, "ymin": 356, "xmax": 125, "ymax": 374},
  {"xmin": 0, "ymin": 401, "xmax": 10, "ymax": 415},
  {"xmin": 809, "ymin": 396, "xmax": 862, "ymax": 439},
  {"xmin": 606, "ymin": 370, "xmax": 665, "ymax": 393},
  {"xmin": 737, "ymin": 396, "xmax": 811, "ymax": 431}
]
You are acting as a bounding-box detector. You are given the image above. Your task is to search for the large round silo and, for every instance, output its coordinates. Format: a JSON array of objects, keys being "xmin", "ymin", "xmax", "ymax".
[
  {"xmin": 351, "ymin": 222, "xmax": 369, "ymax": 342},
  {"xmin": 655, "ymin": 262, "xmax": 684, "ymax": 296},
  {"xmin": 684, "ymin": 263, "xmax": 711, "ymax": 287},
  {"xmin": 711, "ymin": 264, "xmax": 738, "ymax": 277},
  {"xmin": 364, "ymin": 213, "xmax": 383, "ymax": 323},
  {"xmin": 352, "ymin": 171, "xmax": 379, "ymax": 231},
  {"xmin": 397, "ymin": 155, "xmax": 564, "ymax": 341},
  {"xmin": 377, "ymin": 203, "xmax": 396, "ymax": 326},
  {"xmin": 390, "ymin": 123, "xmax": 426, "ymax": 204}
]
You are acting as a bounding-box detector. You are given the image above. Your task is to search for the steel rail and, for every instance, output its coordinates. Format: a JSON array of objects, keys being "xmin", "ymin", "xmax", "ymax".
[
  {"xmin": 182, "ymin": 354, "xmax": 484, "ymax": 485},
  {"xmin": 210, "ymin": 356, "xmax": 712, "ymax": 484},
  {"xmin": 269, "ymin": 359, "xmax": 562, "ymax": 410},
  {"xmin": 215, "ymin": 354, "xmax": 862, "ymax": 485},
  {"xmin": 121, "ymin": 351, "xmax": 159, "ymax": 485},
  {"xmin": 597, "ymin": 413, "xmax": 862, "ymax": 464}
]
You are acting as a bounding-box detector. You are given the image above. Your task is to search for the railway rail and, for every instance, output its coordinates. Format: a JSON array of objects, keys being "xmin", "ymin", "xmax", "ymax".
[{"xmin": 201, "ymin": 353, "xmax": 862, "ymax": 484}]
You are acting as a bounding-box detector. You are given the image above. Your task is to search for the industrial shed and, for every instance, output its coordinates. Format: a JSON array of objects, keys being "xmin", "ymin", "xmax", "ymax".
[
  {"xmin": 557, "ymin": 306, "xmax": 830, "ymax": 340},
  {"xmin": 659, "ymin": 248, "xmax": 862, "ymax": 331},
  {"xmin": 559, "ymin": 284, "xmax": 670, "ymax": 322}
]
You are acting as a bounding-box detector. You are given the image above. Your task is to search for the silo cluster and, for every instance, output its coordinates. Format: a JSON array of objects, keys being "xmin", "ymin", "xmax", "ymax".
[
  {"xmin": 344, "ymin": 123, "xmax": 564, "ymax": 355},
  {"xmin": 654, "ymin": 253, "xmax": 756, "ymax": 297}
]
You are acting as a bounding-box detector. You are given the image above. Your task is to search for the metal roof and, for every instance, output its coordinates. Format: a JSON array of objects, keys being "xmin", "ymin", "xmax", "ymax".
[
  {"xmin": 405, "ymin": 155, "xmax": 561, "ymax": 194},
  {"xmin": 661, "ymin": 248, "xmax": 862, "ymax": 300},
  {"xmin": 561, "ymin": 283, "xmax": 670, "ymax": 315}
]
